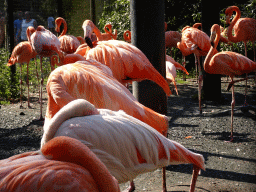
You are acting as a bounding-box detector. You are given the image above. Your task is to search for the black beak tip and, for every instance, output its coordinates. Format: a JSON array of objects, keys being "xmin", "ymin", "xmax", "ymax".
[{"xmin": 85, "ymin": 37, "xmax": 93, "ymax": 48}]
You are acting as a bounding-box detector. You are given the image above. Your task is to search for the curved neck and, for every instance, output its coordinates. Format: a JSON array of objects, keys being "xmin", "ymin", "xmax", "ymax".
[
  {"xmin": 59, "ymin": 18, "xmax": 67, "ymax": 36},
  {"xmin": 26, "ymin": 26, "xmax": 35, "ymax": 43},
  {"xmin": 226, "ymin": 6, "xmax": 241, "ymax": 43},
  {"xmin": 204, "ymin": 25, "xmax": 220, "ymax": 72},
  {"xmin": 93, "ymin": 24, "xmax": 103, "ymax": 41},
  {"xmin": 41, "ymin": 136, "xmax": 120, "ymax": 192}
]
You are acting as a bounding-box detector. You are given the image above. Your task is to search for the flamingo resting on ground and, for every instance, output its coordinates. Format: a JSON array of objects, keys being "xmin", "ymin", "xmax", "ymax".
[
  {"xmin": 7, "ymin": 41, "xmax": 37, "ymax": 108},
  {"xmin": 41, "ymin": 99, "xmax": 205, "ymax": 192},
  {"xmin": 55, "ymin": 17, "xmax": 81, "ymax": 54},
  {"xmin": 225, "ymin": 5, "xmax": 256, "ymax": 105},
  {"xmin": 44, "ymin": 61, "xmax": 169, "ymax": 137},
  {"xmin": 177, "ymin": 25, "xmax": 211, "ymax": 113},
  {"xmin": 0, "ymin": 136, "xmax": 120, "ymax": 192},
  {"xmin": 204, "ymin": 24, "xmax": 256, "ymax": 141},
  {"xmin": 27, "ymin": 25, "xmax": 65, "ymax": 120}
]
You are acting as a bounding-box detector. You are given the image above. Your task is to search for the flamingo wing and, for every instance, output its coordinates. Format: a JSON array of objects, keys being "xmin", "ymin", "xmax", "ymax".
[
  {"xmin": 42, "ymin": 99, "xmax": 205, "ymax": 184},
  {"xmin": 59, "ymin": 35, "xmax": 81, "ymax": 54}
]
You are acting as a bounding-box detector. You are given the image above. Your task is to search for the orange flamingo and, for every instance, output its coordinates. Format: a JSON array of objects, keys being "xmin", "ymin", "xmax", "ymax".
[
  {"xmin": 123, "ymin": 30, "xmax": 131, "ymax": 42},
  {"xmin": 204, "ymin": 24, "xmax": 256, "ymax": 141},
  {"xmin": 79, "ymin": 38, "xmax": 171, "ymax": 95},
  {"xmin": 41, "ymin": 99, "xmax": 205, "ymax": 192},
  {"xmin": 82, "ymin": 20, "xmax": 117, "ymax": 43},
  {"xmin": 165, "ymin": 30, "xmax": 181, "ymax": 50},
  {"xmin": 0, "ymin": 136, "xmax": 120, "ymax": 192},
  {"xmin": 44, "ymin": 61, "xmax": 168, "ymax": 137},
  {"xmin": 177, "ymin": 25, "xmax": 211, "ymax": 113},
  {"xmin": 225, "ymin": 6, "xmax": 256, "ymax": 105},
  {"xmin": 7, "ymin": 41, "xmax": 37, "ymax": 108},
  {"xmin": 166, "ymin": 55, "xmax": 189, "ymax": 95},
  {"xmin": 225, "ymin": 6, "xmax": 256, "ymax": 60},
  {"xmin": 27, "ymin": 25, "xmax": 65, "ymax": 120},
  {"xmin": 55, "ymin": 17, "xmax": 81, "ymax": 54}
]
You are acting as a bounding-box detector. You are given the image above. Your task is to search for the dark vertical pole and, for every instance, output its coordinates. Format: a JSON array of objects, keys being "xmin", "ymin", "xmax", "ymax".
[
  {"xmin": 57, "ymin": 0, "xmax": 63, "ymax": 17},
  {"xmin": 6, "ymin": 0, "xmax": 17, "ymax": 98},
  {"xmin": 130, "ymin": 0, "xmax": 167, "ymax": 114},
  {"xmin": 90, "ymin": 0, "xmax": 96, "ymax": 24},
  {"xmin": 202, "ymin": 0, "xmax": 221, "ymax": 102}
]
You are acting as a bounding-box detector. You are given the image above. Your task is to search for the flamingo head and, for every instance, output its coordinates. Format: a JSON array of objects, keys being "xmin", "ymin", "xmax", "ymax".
[
  {"xmin": 225, "ymin": 6, "xmax": 239, "ymax": 26},
  {"xmin": 210, "ymin": 24, "xmax": 220, "ymax": 47},
  {"xmin": 26, "ymin": 26, "xmax": 36, "ymax": 42}
]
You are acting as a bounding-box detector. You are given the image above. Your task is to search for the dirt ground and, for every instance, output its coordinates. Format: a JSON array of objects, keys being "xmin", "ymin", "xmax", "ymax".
[{"xmin": 0, "ymin": 77, "xmax": 255, "ymax": 192}]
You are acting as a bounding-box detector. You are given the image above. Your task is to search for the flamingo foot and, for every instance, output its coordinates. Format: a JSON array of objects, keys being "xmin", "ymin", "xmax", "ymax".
[
  {"xmin": 122, "ymin": 181, "xmax": 135, "ymax": 192},
  {"xmin": 189, "ymin": 165, "xmax": 200, "ymax": 192}
]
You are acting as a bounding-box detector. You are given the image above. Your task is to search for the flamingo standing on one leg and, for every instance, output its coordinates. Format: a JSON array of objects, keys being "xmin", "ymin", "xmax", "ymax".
[
  {"xmin": 0, "ymin": 136, "xmax": 120, "ymax": 192},
  {"xmin": 55, "ymin": 17, "xmax": 81, "ymax": 54},
  {"xmin": 177, "ymin": 26, "xmax": 211, "ymax": 114},
  {"xmin": 41, "ymin": 99, "xmax": 205, "ymax": 192},
  {"xmin": 225, "ymin": 5, "xmax": 256, "ymax": 106},
  {"xmin": 7, "ymin": 41, "xmax": 37, "ymax": 108},
  {"xmin": 204, "ymin": 24, "xmax": 256, "ymax": 141},
  {"xmin": 27, "ymin": 25, "xmax": 65, "ymax": 120}
]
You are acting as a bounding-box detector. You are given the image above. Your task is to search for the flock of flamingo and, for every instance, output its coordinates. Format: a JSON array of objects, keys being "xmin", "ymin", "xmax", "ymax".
[{"xmin": 2, "ymin": 5, "xmax": 256, "ymax": 192}]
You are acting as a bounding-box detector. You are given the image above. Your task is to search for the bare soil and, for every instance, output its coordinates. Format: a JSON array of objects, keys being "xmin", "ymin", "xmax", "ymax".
[{"xmin": 0, "ymin": 77, "xmax": 255, "ymax": 192}]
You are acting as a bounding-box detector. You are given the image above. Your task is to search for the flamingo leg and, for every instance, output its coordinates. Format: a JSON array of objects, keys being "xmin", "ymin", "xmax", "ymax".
[
  {"xmin": 26, "ymin": 62, "xmax": 31, "ymax": 108},
  {"xmin": 182, "ymin": 55, "xmax": 186, "ymax": 81},
  {"xmin": 194, "ymin": 54, "xmax": 198, "ymax": 83},
  {"xmin": 189, "ymin": 165, "xmax": 200, "ymax": 192},
  {"xmin": 162, "ymin": 167, "xmax": 167, "ymax": 192},
  {"xmin": 230, "ymin": 78, "xmax": 235, "ymax": 142},
  {"xmin": 123, "ymin": 181, "xmax": 135, "ymax": 192},
  {"xmin": 19, "ymin": 63, "xmax": 23, "ymax": 109},
  {"xmin": 243, "ymin": 42, "xmax": 248, "ymax": 106},
  {"xmin": 39, "ymin": 56, "xmax": 43, "ymax": 120},
  {"xmin": 197, "ymin": 56, "xmax": 203, "ymax": 114}
]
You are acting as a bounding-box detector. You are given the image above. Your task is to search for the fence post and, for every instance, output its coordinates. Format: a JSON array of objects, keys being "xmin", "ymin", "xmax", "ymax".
[{"xmin": 130, "ymin": 0, "xmax": 167, "ymax": 115}]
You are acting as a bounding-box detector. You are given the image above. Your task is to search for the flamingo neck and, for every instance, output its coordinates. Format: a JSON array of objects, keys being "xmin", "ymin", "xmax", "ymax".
[
  {"xmin": 204, "ymin": 25, "xmax": 220, "ymax": 72},
  {"xmin": 41, "ymin": 136, "xmax": 120, "ymax": 192},
  {"xmin": 93, "ymin": 25, "xmax": 103, "ymax": 41},
  {"xmin": 226, "ymin": 6, "xmax": 241, "ymax": 43},
  {"xmin": 60, "ymin": 19, "xmax": 67, "ymax": 36}
]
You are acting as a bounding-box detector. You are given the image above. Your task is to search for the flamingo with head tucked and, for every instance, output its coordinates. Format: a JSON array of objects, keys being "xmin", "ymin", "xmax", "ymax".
[
  {"xmin": 55, "ymin": 17, "xmax": 81, "ymax": 54},
  {"xmin": 41, "ymin": 99, "xmax": 205, "ymax": 192},
  {"xmin": 27, "ymin": 25, "xmax": 65, "ymax": 120},
  {"xmin": 0, "ymin": 136, "xmax": 120, "ymax": 192},
  {"xmin": 204, "ymin": 24, "xmax": 256, "ymax": 141}
]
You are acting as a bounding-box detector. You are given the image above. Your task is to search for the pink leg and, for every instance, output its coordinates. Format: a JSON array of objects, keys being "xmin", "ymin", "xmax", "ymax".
[
  {"xmin": 162, "ymin": 167, "xmax": 167, "ymax": 192},
  {"xmin": 123, "ymin": 181, "xmax": 135, "ymax": 192},
  {"xmin": 39, "ymin": 56, "xmax": 43, "ymax": 120},
  {"xmin": 189, "ymin": 165, "xmax": 200, "ymax": 192},
  {"xmin": 26, "ymin": 62, "xmax": 31, "ymax": 108},
  {"xmin": 19, "ymin": 64, "xmax": 23, "ymax": 109},
  {"xmin": 197, "ymin": 56, "xmax": 203, "ymax": 114},
  {"xmin": 194, "ymin": 54, "xmax": 198, "ymax": 83},
  {"xmin": 230, "ymin": 79, "xmax": 235, "ymax": 142},
  {"xmin": 182, "ymin": 56, "xmax": 186, "ymax": 81},
  {"xmin": 243, "ymin": 42, "xmax": 248, "ymax": 106}
]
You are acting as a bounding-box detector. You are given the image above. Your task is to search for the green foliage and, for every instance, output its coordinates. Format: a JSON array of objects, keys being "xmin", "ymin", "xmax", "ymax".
[
  {"xmin": 98, "ymin": 0, "xmax": 130, "ymax": 40},
  {"xmin": 0, "ymin": 48, "xmax": 19, "ymax": 102}
]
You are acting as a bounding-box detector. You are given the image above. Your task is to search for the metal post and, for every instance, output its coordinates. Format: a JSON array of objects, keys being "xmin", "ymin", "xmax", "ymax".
[
  {"xmin": 130, "ymin": 0, "xmax": 167, "ymax": 114},
  {"xmin": 202, "ymin": 0, "xmax": 221, "ymax": 102},
  {"xmin": 90, "ymin": 0, "xmax": 96, "ymax": 24}
]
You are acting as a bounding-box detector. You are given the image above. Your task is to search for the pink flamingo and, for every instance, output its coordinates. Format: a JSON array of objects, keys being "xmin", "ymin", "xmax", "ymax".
[
  {"xmin": 7, "ymin": 41, "xmax": 37, "ymax": 108},
  {"xmin": 0, "ymin": 136, "xmax": 120, "ymax": 191},
  {"xmin": 225, "ymin": 6, "xmax": 256, "ymax": 105},
  {"xmin": 177, "ymin": 25, "xmax": 212, "ymax": 113},
  {"xmin": 27, "ymin": 25, "xmax": 65, "ymax": 120},
  {"xmin": 42, "ymin": 99, "xmax": 205, "ymax": 192},
  {"xmin": 55, "ymin": 17, "xmax": 81, "ymax": 54},
  {"xmin": 204, "ymin": 24, "xmax": 256, "ymax": 141}
]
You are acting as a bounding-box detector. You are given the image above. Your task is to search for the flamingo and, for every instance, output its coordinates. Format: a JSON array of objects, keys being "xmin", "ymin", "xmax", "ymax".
[
  {"xmin": 7, "ymin": 41, "xmax": 37, "ymax": 108},
  {"xmin": 55, "ymin": 17, "xmax": 81, "ymax": 54},
  {"xmin": 204, "ymin": 24, "xmax": 256, "ymax": 141},
  {"xmin": 44, "ymin": 61, "xmax": 169, "ymax": 137},
  {"xmin": 103, "ymin": 23, "xmax": 118, "ymax": 40},
  {"xmin": 0, "ymin": 136, "xmax": 120, "ymax": 192},
  {"xmin": 27, "ymin": 25, "xmax": 65, "ymax": 120},
  {"xmin": 51, "ymin": 53, "xmax": 86, "ymax": 66},
  {"xmin": 41, "ymin": 99, "xmax": 205, "ymax": 192},
  {"xmin": 225, "ymin": 6, "xmax": 256, "ymax": 105},
  {"xmin": 166, "ymin": 55, "xmax": 189, "ymax": 95},
  {"xmin": 123, "ymin": 30, "xmax": 131, "ymax": 43},
  {"xmin": 177, "ymin": 25, "xmax": 212, "ymax": 113},
  {"xmin": 165, "ymin": 30, "xmax": 181, "ymax": 51}
]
